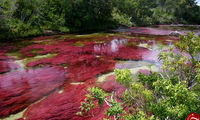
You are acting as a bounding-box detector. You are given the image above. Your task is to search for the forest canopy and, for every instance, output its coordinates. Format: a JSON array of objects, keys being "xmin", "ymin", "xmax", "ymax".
[{"xmin": 0, "ymin": 0, "xmax": 200, "ymax": 40}]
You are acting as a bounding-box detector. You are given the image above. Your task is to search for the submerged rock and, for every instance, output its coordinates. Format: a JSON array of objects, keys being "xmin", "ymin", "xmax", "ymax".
[{"xmin": 169, "ymin": 31, "xmax": 182, "ymax": 36}]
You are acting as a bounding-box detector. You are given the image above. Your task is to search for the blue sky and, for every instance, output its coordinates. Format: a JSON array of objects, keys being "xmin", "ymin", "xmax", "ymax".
[{"xmin": 197, "ymin": 0, "xmax": 200, "ymax": 5}]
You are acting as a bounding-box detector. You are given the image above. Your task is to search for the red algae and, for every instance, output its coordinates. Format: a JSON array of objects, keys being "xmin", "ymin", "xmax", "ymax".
[
  {"xmin": 23, "ymin": 78, "xmax": 124, "ymax": 120},
  {"xmin": 20, "ymin": 44, "xmax": 52, "ymax": 57},
  {"xmin": 26, "ymin": 46, "xmax": 85, "ymax": 67},
  {"xmin": 0, "ymin": 53, "xmax": 11, "ymax": 60},
  {"xmin": 23, "ymin": 84, "xmax": 108, "ymax": 120},
  {"xmin": 66, "ymin": 55, "xmax": 116, "ymax": 82},
  {"xmin": 0, "ymin": 61, "xmax": 19, "ymax": 73},
  {"xmin": 99, "ymin": 75, "xmax": 120, "ymax": 92},
  {"xmin": 22, "ymin": 34, "xmax": 173, "ymax": 68},
  {"xmin": 98, "ymin": 75, "xmax": 125, "ymax": 98},
  {"xmin": 137, "ymin": 69, "xmax": 150, "ymax": 75},
  {"xmin": 0, "ymin": 50, "xmax": 19, "ymax": 73},
  {"xmin": 93, "ymin": 42, "xmax": 152, "ymax": 60},
  {"xmin": 0, "ymin": 66, "xmax": 65, "ymax": 118}
]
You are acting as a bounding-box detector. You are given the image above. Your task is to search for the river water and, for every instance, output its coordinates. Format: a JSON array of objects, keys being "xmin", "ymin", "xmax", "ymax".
[{"xmin": 0, "ymin": 25, "xmax": 199, "ymax": 120}]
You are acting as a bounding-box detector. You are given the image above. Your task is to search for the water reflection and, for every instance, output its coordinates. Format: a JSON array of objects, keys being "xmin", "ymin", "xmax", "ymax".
[{"xmin": 94, "ymin": 38, "xmax": 128, "ymax": 53}]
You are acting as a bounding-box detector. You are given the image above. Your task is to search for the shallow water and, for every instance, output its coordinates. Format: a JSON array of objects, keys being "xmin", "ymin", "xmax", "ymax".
[{"xmin": 0, "ymin": 26, "xmax": 198, "ymax": 120}]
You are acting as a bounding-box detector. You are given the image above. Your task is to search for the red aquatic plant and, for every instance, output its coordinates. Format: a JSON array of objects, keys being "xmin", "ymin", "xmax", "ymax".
[
  {"xmin": 22, "ymin": 42, "xmax": 116, "ymax": 83},
  {"xmin": 66, "ymin": 55, "xmax": 116, "ymax": 82},
  {"xmin": 23, "ymin": 84, "xmax": 108, "ymax": 120},
  {"xmin": 0, "ymin": 46, "xmax": 20, "ymax": 73},
  {"xmin": 93, "ymin": 42, "xmax": 152, "ymax": 60},
  {"xmin": 20, "ymin": 44, "xmax": 55, "ymax": 57},
  {"xmin": 0, "ymin": 61, "xmax": 19, "ymax": 73},
  {"xmin": 0, "ymin": 53, "xmax": 11, "ymax": 60},
  {"xmin": 137, "ymin": 69, "xmax": 150, "ymax": 75},
  {"xmin": 0, "ymin": 66, "xmax": 65, "ymax": 118},
  {"xmin": 98, "ymin": 75, "xmax": 126, "ymax": 98},
  {"xmin": 99, "ymin": 75, "xmax": 121, "ymax": 92},
  {"xmin": 23, "ymin": 34, "xmax": 166, "ymax": 68},
  {"xmin": 0, "ymin": 52, "xmax": 19, "ymax": 73}
]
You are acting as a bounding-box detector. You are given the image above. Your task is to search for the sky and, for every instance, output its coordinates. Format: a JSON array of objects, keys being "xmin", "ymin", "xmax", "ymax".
[{"xmin": 197, "ymin": 0, "xmax": 200, "ymax": 5}]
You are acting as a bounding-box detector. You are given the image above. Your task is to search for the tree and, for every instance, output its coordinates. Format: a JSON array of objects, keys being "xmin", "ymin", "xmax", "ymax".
[
  {"xmin": 64, "ymin": 0, "xmax": 116, "ymax": 31},
  {"xmin": 0, "ymin": 0, "xmax": 16, "ymax": 40},
  {"xmin": 114, "ymin": 0, "xmax": 156, "ymax": 26},
  {"xmin": 154, "ymin": 0, "xmax": 200, "ymax": 24}
]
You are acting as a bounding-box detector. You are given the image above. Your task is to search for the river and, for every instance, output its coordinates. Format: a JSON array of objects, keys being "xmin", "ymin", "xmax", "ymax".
[{"xmin": 0, "ymin": 25, "xmax": 199, "ymax": 120}]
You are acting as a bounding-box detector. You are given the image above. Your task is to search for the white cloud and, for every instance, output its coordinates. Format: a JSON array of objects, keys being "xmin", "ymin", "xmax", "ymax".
[{"xmin": 197, "ymin": 0, "xmax": 200, "ymax": 5}]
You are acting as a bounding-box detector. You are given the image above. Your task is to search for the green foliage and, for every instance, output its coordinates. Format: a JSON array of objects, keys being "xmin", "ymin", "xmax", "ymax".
[
  {"xmin": 78, "ymin": 69, "xmax": 155, "ymax": 120},
  {"xmin": 122, "ymin": 82, "xmax": 153, "ymax": 113},
  {"xmin": 154, "ymin": 0, "xmax": 200, "ymax": 24},
  {"xmin": 0, "ymin": 0, "xmax": 67, "ymax": 40},
  {"xmin": 77, "ymin": 87, "xmax": 123, "ymax": 119},
  {"xmin": 146, "ymin": 33, "xmax": 200, "ymax": 119},
  {"xmin": 88, "ymin": 87, "xmax": 107, "ymax": 106},
  {"xmin": 114, "ymin": 69, "xmax": 132, "ymax": 87},
  {"xmin": 38, "ymin": 0, "xmax": 66, "ymax": 31},
  {"xmin": 159, "ymin": 33, "xmax": 200, "ymax": 89},
  {"xmin": 151, "ymin": 79, "xmax": 200, "ymax": 119},
  {"xmin": 177, "ymin": 32, "xmax": 200, "ymax": 57},
  {"xmin": 64, "ymin": 0, "xmax": 117, "ymax": 31},
  {"xmin": 78, "ymin": 86, "xmax": 155, "ymax": 120},
  {"xmin": 77, "ymin": 87, "xmax": 107, "ymax": 116},
  {"xmin": 152, "ymin": 9, "xmax": 176, "ymax": 24},
  {"xmin": 114, "ymin": 0, "xmax": 156, "ymax": 26},
  {"xmin": 105, "ymin": 99, "xmax": 123, "ymax": 120},
  {"xmin": 138, "ymin": 72, "xmax": 160, "ymax": 89},
  {"xmin": 112, "ymin": 8, "xmax": 133, "ymax": 27},
  {"xmin": 0, "ymin": 0, "xmax": 16, "ymax": 40},
  {"xmin": 123, "ymin": 110, "xmax": 156, "ymax": 120}
]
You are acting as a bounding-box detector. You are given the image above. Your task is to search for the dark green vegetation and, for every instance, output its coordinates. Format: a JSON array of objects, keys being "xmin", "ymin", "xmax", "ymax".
[
  {"xmin": 0, "ymin": 0, "xmax": 200, "ymax": 40},
  {"xmin": 78, "ymin": 33, "xmax": 200, "ymax": 120}
]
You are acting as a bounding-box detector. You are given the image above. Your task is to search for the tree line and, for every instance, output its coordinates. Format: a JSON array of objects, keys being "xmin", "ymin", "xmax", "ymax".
[{"xmin": 0, "ymin": 0, "xmax": 200, "ymax": 40}]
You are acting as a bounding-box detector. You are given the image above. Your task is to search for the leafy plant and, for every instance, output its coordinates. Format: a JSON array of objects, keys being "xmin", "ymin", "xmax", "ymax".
[
  {"xmin": 114, "ymin": 69, "xmax": 132, "ymax": 87},
  {"xmin": 77, "ymin": 87, "xmax": 107, "ymax": 116}
]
